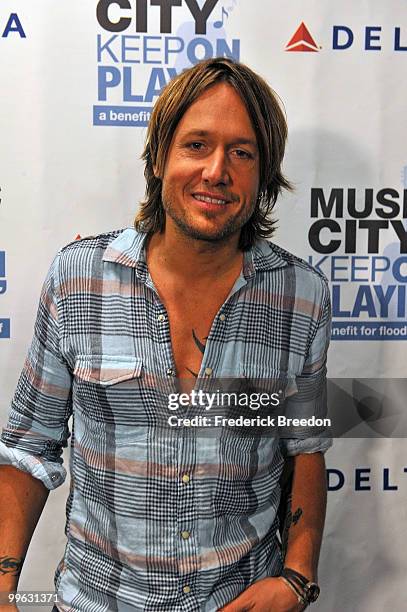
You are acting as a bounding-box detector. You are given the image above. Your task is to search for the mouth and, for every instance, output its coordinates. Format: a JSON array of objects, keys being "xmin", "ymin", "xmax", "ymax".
[{"xmin": 192, "ymin": 192, "xmax": 230, "ymax": 206}]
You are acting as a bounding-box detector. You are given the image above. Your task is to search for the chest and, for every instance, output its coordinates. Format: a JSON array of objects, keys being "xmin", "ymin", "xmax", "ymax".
[
  {"xmin": 146, "ymin": 251, "xmax": 244, "ymax": 381},
  {"xmin": 162, "ymin": 289, "xmax": 228, "ymax": 380}
]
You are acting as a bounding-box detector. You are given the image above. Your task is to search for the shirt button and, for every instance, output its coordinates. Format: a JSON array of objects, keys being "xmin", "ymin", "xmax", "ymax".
[
  {"xmin": 166, "ymin": 367, "xmax": 174, "ymax": 376},
  {"xmin": 157, "ymin": 314, "xmax": 165, "ymax": 322},
  {"xmin": 182, "ymin": 474, "xmax": 190, "ymax": 484},
  {"xmin": 183, "ymin": 585, "xmax": 191, "ymax": 594},
  {"xmin": 204, "ymin": 367, "xmax": 213, "ymax": 376},
  {"xmin": 181, "ymin": 530, "xmax": 190, "ymax": 540},
  {"xmin": 50, "ymin": 473, "xmax": 59, "ymax": 482},
  {"xmin": 219, "ymin": 314, "xmax": 226, "ymax": 321}
]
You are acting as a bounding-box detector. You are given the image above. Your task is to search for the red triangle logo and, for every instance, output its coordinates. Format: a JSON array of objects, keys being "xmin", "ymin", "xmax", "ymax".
[{"xmin": 285, "ymin": 22, "xmax": 319, "ymax": 52}]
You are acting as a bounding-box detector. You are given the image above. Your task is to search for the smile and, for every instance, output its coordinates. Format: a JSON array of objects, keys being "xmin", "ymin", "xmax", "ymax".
[{"xmin": 193, "ymin": 194, "xmax": 228, "ymax": 205}]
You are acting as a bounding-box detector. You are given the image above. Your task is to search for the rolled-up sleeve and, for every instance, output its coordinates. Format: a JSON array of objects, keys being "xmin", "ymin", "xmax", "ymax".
[
  {"xmin": 0, "ymin": 253, "xmax": 72, "ymax": 489},
  {"xmin": 280, "ymin": 277, "xmax": 332, "ymax": 457}
]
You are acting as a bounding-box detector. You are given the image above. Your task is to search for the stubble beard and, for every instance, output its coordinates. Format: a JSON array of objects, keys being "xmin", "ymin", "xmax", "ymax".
[{"xmin": 161, "ymin": 188, "xmax": 256, "ymax": 244}]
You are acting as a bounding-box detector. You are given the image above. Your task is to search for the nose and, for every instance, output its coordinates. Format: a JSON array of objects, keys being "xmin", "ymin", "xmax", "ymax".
[{"xmin": 201, "ymin": 148, "xmax": 230, "ymax": 186}]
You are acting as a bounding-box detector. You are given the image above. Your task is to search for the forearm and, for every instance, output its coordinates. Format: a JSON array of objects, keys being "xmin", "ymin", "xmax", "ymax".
[
  {"xmin": 0, "ymin": 465, "xmax": 49, "ymax": 590},
  {"xmin": 283, "ymin": 452, "xmax": 327, "ymax": 582}
]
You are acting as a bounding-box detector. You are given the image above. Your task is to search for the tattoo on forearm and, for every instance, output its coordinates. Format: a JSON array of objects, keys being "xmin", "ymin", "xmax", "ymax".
[
  {"xmin": 186, "ymin": 329, "xmax": 208, "ymax": 377},
  {"xmin": 292, "ymin": 507, "xmax": 303, "ymax": 526},
  {"xmin": 0, "ymin": 556, "xmax": 25, "ymax": 576},
  {"xmin": 284, "ymin": 506, "xmax": 303, "ymax": 542}
]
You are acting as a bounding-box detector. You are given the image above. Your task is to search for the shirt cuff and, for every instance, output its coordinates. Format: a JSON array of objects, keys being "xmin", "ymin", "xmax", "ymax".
[
  {"xmin": 0, "ymin": 441, "xmax": 67, "ymax": 490},
  {"xmin": 280, "ymin": 435, "xmax": 333, "ymax": 457}
]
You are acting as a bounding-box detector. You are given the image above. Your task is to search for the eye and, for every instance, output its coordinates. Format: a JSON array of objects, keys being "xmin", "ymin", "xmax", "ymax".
[
  {"xmin": 233, "ymin": 149, "xmax": 253, "ymax": 159},
  {"xmin": 187, "ymin": 142, "xmax": 204, "ymax": 151}
]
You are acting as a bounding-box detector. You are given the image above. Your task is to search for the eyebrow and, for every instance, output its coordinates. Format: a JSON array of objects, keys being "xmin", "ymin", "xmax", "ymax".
[{"xmin": 179, "ymin": 129, "xmax": 258, "ymax": 148}]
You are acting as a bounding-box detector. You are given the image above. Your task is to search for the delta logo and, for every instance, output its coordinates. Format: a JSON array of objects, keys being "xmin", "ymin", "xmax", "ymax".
[
  {"xmin": 285, "ymin": 22, "xmax": 320, "ymax": 52},
  {"xmin": 286, "ymin": 21, "xmax": 407, "ymax": 52}
]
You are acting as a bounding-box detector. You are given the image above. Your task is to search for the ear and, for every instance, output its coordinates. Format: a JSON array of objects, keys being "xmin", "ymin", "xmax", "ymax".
[{"xmin": 153, "ymin": 163, "xmax": 161, "ymax": 179}]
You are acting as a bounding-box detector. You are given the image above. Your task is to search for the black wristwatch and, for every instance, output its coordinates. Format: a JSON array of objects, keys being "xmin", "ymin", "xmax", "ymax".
[{"xmin": 280, "ymin": 567, "xmax": 320, "ymax": 605}]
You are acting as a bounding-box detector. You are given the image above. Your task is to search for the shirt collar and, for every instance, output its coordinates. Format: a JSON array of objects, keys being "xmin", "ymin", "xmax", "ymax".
[
  {"xmin": 103, "ymin": 228, "xmax": 288, "ymax": 280},
  {"xmin": 103, "ymin": 228, "xmax": 147, "ymax": 268},
  {"xmin": 246, "ymin": 238, "xmax": 289, "ymax": 276}
]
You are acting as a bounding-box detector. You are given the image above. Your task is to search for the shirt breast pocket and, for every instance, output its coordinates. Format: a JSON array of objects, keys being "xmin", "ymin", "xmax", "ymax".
[
  {"xmin": 238, "ymin": 363, "xmax": 298, "ymax": 407},
  {"xmin": 207, "ymin": 366, "xmax": 298, "ymax": 467},
  {"xmin": 72, "ymin": 354, "xmax": 149, "ymax": 444},
  {"xmin": 74, "ymin": 354, "xmax": 143, "ymax": 386}
]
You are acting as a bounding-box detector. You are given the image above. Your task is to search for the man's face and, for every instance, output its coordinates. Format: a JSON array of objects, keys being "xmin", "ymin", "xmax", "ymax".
[{"xmin": 158, "ymin": 82, "xmax": 260, "ymax": 244}]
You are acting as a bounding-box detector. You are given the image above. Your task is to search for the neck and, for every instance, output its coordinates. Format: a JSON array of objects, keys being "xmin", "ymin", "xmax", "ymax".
[{"xmin": 146, "ymin": 224, "xmax": 243, "ymax": 282}]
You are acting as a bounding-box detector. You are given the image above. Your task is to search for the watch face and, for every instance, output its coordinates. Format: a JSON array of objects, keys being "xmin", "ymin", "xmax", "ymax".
[{"xmin": 306, "ymin": 583, "xmax": 320, "ymax": 602}]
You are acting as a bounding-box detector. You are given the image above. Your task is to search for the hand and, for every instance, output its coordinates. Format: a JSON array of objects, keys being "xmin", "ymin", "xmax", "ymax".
[{"xmin": 218, "ymin": 576, "xmax": 306, "ymax": 612}]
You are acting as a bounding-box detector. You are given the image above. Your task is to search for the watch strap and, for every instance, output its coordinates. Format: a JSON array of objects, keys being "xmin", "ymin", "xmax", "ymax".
[
  {"xmin": 281, "ymin": 567, "xmax": 319, "ymax": 605},
  {"xmin": 279, "ymin": 575, "xmax": 307, "ymax": 606},
  {"xmin": 283, "ymin": 567, "xmax": 309, "ymax": 588}
]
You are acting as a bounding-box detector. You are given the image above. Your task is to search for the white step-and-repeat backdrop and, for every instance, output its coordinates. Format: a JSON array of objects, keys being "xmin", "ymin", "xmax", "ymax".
[{"xmin": 1, "ymin": 1, "xmax": 406, "ymax": 610}]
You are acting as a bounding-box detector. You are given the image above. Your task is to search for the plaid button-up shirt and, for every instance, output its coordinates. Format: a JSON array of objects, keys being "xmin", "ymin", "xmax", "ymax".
[{"xmin": 1, "ymin": 228, "xmax": 331, "ymax": 611}]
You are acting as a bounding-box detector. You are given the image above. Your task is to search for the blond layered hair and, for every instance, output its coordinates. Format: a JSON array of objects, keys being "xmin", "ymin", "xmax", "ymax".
[{"xmin": 135, "ymin": 58, "xmax": 292, "ymax": 250}]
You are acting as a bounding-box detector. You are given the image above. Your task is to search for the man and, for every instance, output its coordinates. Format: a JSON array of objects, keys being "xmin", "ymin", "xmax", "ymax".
[{"xmin": 0, "ymin": 58, "xmax": 331, "ymax": 611}]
